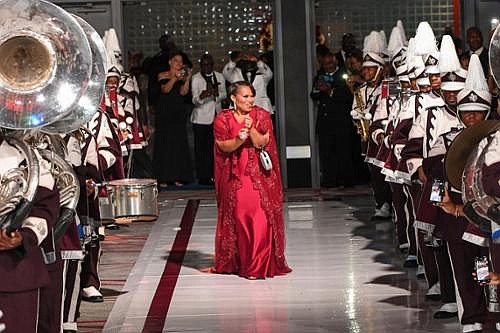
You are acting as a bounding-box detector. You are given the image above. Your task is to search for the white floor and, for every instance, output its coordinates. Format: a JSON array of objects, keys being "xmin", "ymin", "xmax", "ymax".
[{"xmin": 102, "ymin": 194, "xmax": 471, "ymax": 333}]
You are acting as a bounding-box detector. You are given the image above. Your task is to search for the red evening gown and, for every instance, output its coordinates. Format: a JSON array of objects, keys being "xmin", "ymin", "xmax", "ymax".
[{"xmin": 213, "ymin": 106, "xmax": 292, "ymax": 278}]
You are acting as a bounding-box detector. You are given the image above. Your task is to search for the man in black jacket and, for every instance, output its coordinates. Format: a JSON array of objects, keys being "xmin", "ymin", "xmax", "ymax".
[
  {"xmin": 311, "ymin": 52, "xmax": 355, "ymax": 187},
  {"xmin": 460, "ymin": 26, "xmax": 489, "ymax": 75}
]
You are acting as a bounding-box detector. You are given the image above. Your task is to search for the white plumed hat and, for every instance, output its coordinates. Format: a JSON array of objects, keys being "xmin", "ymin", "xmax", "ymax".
[
  {"xmin": 439, "ymin": 35, "xmax": 467, "ymax": 91},
  {"xmin": 362, "ymin": 31, "xmax": 385, "ymax": 68},
  {"xmin": 457, "ymin": 54, "xmax": 492, "ymax": 112}
]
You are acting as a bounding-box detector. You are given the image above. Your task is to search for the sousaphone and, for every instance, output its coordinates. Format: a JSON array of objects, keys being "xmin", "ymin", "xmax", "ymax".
[
  {"xmin": 42, "ymin": 14, "xmax": 107, "ymax": 134},
  {"xmin": 0, "ymin": 0, "xmax": 92, "ymax": 129}
]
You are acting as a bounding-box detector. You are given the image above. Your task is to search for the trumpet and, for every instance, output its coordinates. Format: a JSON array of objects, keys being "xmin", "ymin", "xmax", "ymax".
[{"xmin": 350, "ymin": 87, "xmax": 371, "ymax": 142}]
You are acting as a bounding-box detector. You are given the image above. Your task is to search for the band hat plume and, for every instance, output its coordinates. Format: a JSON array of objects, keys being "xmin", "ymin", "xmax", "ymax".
[
  {"xmin": 104, "ymin": 28, "xmax": 123, "ymax": 78},
  {"xmin": 388, "ymin": 24, "xmax": 407, "ymax": 76},
  {"xmin": 406, "ymin": 38, "xmax": 418, "ymax": 79},
  {"xmin": 439, "ymin": 35, "xmax": 466, "ymax": 91},
  {"xmin": 413, "ymin": 21, "xmax": 440, "ymax": 74},
  {"xmin": 362, "ymin": 31, "xmax": 386, "ymax": 68},
  {"xmin": 413, "ymin": 21, "xmax": 438, "ymax": 56},
  {"xmin": 396, "ymin": 20, "xmax": 408, "ymax": 46},
  {"xmin": 379, "ymin": 30, "xmax": 390, "ymax": 61},
  {"xmin": 458, "ymin": 54, "xmax": 492, "ymax": 112},
  {"xmin": 388, "ymin": 26, "xmax": 406, "ymax": 60}
]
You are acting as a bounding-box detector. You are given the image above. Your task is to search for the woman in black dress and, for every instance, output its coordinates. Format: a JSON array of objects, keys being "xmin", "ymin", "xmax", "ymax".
[{"xmin": 153, "ymin": 52, "xmax": 193, "ymax": 187}]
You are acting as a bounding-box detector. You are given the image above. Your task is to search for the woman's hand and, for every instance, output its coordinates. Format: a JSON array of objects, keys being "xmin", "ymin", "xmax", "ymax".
[
  {"xmin": 244, "ymin": 116, "xmax": 253, "ymax": 130},
  {"xmin": 238, "ymin": 128, "xmax": 249, "ymax": 141},
  {"xmin": 0, "ymin": 229, "xmax": 23, "ymax": 251}
]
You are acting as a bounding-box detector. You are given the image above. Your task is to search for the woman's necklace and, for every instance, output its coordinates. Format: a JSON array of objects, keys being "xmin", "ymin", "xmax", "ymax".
[{"xmin": 233, "ymin": 109, "xmax": 249, "ymax": 120}]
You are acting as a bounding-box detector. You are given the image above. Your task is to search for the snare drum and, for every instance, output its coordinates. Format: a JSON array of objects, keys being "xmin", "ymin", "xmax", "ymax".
[{"xmin": 107, "ymin": 178, "xmax": 158, "ymax": 222}]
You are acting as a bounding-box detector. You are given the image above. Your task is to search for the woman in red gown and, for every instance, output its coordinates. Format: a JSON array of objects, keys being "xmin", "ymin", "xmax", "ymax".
[{"xmin": 213, "ymin": 81, "xmax": 292, "ymax": 279}]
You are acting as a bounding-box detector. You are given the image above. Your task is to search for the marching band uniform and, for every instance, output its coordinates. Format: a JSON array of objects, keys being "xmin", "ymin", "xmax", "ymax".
[
  {"xmin": 353, "ymin": 31, "xmax": 392, "ymax": 218},
  {"xmin": 0, "ymin": 138, "xmax": 59, "ymax": 333},
  {"xmin": 436, "ymin": 54, "xmax": 492, "ymax": 332},
  {"xmin": 80, "ymin": 102, "xmax": 123, "ymax": 301},
  {"xmin": 61, "ymin": 131, "xmax": 99, "ymax": 332},
  {"xmin": 377, "ymin": 25, "xmax": 419, "ymax": 264},
  {"xmin": 400, "ymin": 23, "xmax": 446, "ymax": 300},
  {"xmin": 118, "ymin": 72, "xmax": 150, "ymax": 178}
]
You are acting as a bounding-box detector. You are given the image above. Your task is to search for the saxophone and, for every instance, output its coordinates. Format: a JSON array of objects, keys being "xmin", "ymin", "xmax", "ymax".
[{"xmin": 351, "ymin": 87, "xmax": 371, "ymax": 142}]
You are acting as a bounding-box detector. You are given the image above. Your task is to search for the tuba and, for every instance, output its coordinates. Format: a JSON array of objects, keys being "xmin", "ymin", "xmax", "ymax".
[
  {"xmin": 0, "ymin": 133, "xmax": 39, "ymax": 232},
  {"xmin": 0, "ymin": 0, "xmax": 96, "ymax": 230},
  {"xmin": 0, "ymin": 0, "xmax": 93, "ymax": 129},
  {"xmin": 42, "ymin": 14, "xmax": 107, "ymax": 134},
  {"xmin": 38, "ymin": 146, "xmax": 80, "ymax": 240}
]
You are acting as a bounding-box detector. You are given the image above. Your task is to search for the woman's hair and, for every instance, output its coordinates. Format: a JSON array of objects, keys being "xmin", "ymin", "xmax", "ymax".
[
  {"xmin": 168, "ymin": 50, "xmax": 183, "ymax": 61},
  {"xmin": 229, "ymin": 81, "xmax": 256, "ymax": 97}
]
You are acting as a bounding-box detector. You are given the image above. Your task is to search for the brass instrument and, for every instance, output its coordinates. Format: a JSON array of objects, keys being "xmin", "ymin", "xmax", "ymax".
[{"xmin": 351, "ymin": 87, "xmax": 371, "ymax": 142}]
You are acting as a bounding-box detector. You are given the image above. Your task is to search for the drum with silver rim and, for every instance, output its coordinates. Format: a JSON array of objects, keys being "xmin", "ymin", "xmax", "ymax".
[{"xmin": 106, "ymin": 178, "xmax": 158, "ymax": 222}]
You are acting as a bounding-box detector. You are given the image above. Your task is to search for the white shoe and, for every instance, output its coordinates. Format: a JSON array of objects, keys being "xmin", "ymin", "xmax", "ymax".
[
  {"xmin": 374, "ymin": 202, "xmax": 391, "ymax": 218},
  {"xmin": 426, "ymin": 282, "xmax": 441, "ymax": 300},
  {"xmin": 81, "ymin": 286, "xmax": 103, "ymax": 302},
  {"xmin": 463, "ymin": 323, "xmax": 483, "ymax": 332},
  {"xmin": 426, "ymin": 281, "xmax": 440, "ymax": 295},
  {"xmin": 416, "ymin": 265, "xmax": 425, "ymax": 278},
  {"xmin": 496, "ymin": 322, "xmax": 500, "ymax": 331},
  {"xmin": 439, "ymin": 302, "xmax": 458, "ymax": 312},
  {"xmin": 82, "ymin": 286, "xmax": 102, "ymax": 297}
]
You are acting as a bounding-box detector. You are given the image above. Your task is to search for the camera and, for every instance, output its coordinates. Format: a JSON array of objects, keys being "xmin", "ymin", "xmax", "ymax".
[
  {"xmin": 318, "ymin": 74, "xmax": 335, "ymax": 84},
  {"xmin": 474, "ymin": 256, "xmax": 490, "ymax": 284},
  {"xmin": 429, "ymin": 178, "xmax": 445, "ymax": 203},
  {"xmin": 177, "ymin": 65, "xmax": 190, "ymax": 78}
]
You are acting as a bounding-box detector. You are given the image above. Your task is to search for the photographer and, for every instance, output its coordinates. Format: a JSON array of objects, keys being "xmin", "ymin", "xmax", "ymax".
[
  {"xmin": 153, "ymin": 51, "xmax": 193, "ymax": 187},
  {"xmin": 191, "ymin": 53, "xmax": 226, "ymax": 185},
  {"xmin": 311, "ymin": 52, "xmax": 355, "ymax": 187},
  {"xmin": 223, "ymin": 52, "xmax": 273, "ymax": 114}
]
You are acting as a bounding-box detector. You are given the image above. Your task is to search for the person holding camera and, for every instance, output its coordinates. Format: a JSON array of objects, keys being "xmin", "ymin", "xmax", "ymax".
[
  {"xmin": 154, "ymin": 51, "xmax": 193, "ymax": 187},
  {"xmin": 223, "ymin": 52, "xmax": 273, "ymax": 114},
  {"xmin": 190, "ymin": 53, "xmax": 226, "ymax": 185},
  {"xmin": 311, "ymin": 52, "xmax": 355, "ymax": 188}
]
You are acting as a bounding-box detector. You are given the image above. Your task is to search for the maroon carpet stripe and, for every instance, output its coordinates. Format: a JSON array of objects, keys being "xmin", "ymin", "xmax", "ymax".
[{"xmin": 142, "ymin": 199, "xmax": 200, "ymax": 333}]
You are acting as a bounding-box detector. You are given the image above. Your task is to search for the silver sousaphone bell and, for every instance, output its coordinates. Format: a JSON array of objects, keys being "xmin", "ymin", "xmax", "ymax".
[
  {"xmin": 0, "ymin": 0, "xmax": 93, "ymax": 129},
  {"xmin": 42, "ymin": 14, "xmax": 107, "ymax": 134}
]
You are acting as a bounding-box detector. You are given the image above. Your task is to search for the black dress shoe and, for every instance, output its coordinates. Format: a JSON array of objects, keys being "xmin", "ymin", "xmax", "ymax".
[
  {"xmin": 82, "ymin": 295, "xmax": 103, "ymax": 303},
  {"xmin": 433, "ymin": 310, "xmax": 458, "ymax": 319},
  {"xmin": 403, "ymin": 259, "xmax": 418, "ymax": 268},
  {"xmin": 105, "ymin": 223, "xmax": 120, "ymax": 230},
  {"xmin": 425, "ymin": 294, "xmax": 441, "ymax": 301}
]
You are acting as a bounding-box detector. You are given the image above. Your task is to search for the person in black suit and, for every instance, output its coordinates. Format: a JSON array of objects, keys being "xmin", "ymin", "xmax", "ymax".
[
  {"xmin": 460, "ymin": 27, "xmax": 489, "ymax": 75},
  {"xmin": 311, "ymin": 52, "xmax": 356, "ymax": 187},
  {"xmin": 334, "ymin": 33, "xmax": 357, "ymax": 73}
]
